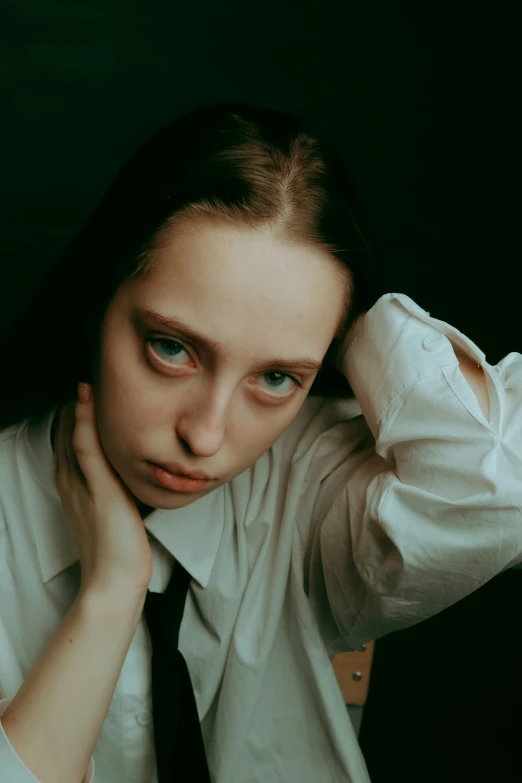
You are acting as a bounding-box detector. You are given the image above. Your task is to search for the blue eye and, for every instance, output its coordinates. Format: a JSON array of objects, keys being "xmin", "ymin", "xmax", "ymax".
[
  {"xmin": 147, "ymin": 338, "xmax": 303, "ymax": 396},
  {"xmin": 259, "ymin": 372, "xmax": 298, "ymax": 395},
  {"xmin": 150, "ymin": 338, "xmax": 188, "ymax": 363}
]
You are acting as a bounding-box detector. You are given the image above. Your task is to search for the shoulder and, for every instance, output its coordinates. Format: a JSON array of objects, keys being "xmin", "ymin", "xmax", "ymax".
[
  {"xmin": 0, "ymin": 423, "xmax": 22, "ymax": 482},
  {"xmin": 0, "ymin": 421, "xmax": 26, "ymax": 468},
  {"xmin": 0, "ymin": 423, "xmax": 26, "ymax": 534}
]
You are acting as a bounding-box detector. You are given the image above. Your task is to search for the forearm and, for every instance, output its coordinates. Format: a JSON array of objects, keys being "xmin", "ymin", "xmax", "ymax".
[{"xmin": 0, "ymin": 587, "xmax": 146, "ymax": 783}]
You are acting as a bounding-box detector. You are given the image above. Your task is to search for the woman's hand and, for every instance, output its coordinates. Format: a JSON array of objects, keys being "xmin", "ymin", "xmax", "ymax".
[{"xmin": 54, "ymin": 383, "xmax": 153, "ymax": 600}]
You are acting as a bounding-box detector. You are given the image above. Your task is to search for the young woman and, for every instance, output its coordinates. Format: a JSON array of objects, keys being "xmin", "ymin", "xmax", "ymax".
[{"xmin": 0, "ymin": 100, "xmax": 520, "ymax": 783}]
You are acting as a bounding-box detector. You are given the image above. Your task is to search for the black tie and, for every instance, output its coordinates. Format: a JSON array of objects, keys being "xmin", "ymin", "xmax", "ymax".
[{"xmin": 143, "ymin": 560, "xmax": 211, "ymax": 782}]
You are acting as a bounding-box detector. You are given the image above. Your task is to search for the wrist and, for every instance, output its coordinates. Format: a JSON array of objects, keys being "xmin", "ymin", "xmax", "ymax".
[{"xmin": 78, "ymin": 583, "xmax": 147, "ymax": 620}]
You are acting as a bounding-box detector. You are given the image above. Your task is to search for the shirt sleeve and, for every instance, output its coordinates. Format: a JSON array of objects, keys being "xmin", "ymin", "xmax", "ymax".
[
  {"xmin": 304, "ymin": 292, "xmax": 522, "ymax": 655},
  {"xmin": 0, "ymin": 698, "xmax": 95, "ymax": 783}
]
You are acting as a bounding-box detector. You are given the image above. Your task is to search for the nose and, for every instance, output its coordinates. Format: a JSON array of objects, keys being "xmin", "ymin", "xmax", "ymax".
[{"xmin": 175, "ymin": 393, "xmax": 228, "ymax": 457}]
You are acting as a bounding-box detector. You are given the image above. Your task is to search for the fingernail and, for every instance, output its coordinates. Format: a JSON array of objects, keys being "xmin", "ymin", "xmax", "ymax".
[{"xmin": 78, "ymin": 382, "xmax": 91, "ymax": 403}]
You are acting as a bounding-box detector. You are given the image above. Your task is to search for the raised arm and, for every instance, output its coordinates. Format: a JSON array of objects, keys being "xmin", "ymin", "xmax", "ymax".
[{"xmin": 304, "ymin": 293, "xmax": 521, "ymax": 654}]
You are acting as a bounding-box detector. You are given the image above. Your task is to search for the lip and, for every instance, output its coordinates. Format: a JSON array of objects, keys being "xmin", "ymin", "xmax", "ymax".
[
  {"xmin": 153, "ymin": 461, "xmax": 212, "ymax": 480},
  {"xmin": 147, "ymin": 462, "xmax": 214, "ymax": 494}
]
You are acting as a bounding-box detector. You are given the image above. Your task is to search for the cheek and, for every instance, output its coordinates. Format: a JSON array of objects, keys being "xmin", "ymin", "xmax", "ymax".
[
  {"xmin": 99, "ymin": 331, "xmax": 150, "ymax": 403},
  {"xmin": 95, "ymin": 337, "xmax": 152, "ymax": 434},
  {"xmin": 98, "ymin": 331, "xmax": 183, "ymax": 427}
]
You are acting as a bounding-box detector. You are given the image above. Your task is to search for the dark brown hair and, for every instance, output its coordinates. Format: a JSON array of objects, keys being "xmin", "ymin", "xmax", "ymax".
[{"xmin": 0, "ymin": 100, "xmax": 384, "ymax": 431}]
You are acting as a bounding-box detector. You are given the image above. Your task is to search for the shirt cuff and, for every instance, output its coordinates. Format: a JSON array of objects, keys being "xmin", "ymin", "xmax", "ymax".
[
  {"xmin": 0, "ymin": 699, "xmax": 41, "ymax": 782},
  {"xmin": 340, "ymin": 292, "xmax": 486, "ymax": 439},
  {"xmin": 84, "ymin": 755, "xmax": 96, "ymax": 783}
]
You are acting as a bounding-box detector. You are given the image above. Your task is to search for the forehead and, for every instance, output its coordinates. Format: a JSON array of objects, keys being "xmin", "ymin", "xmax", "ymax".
[
  {"xmin": 123, "ymin": 220, "xmax": 347, "ymax": 358},
  {"xmin": 149, "ymin": 219, "xmax": 343, "ymax": 309}
]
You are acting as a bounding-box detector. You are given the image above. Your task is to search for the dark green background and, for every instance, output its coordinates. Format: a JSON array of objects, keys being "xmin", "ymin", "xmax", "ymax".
[
  {"xmin": 3, "ymin": 1, "xmax": 521, "ymax": 780},
  {"xmin": 3, "ymin": 1, "xmax": 520, "ymax": 361}
]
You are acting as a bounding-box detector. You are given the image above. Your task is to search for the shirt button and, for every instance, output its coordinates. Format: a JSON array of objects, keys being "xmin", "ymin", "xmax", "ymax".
[
  {"xmin": 136, "ymin": 709, "xmax": 153, "ymax": 726},
  {"xmin": 422, "ymin": 335, "xmax": 444, "ymax": 352}
]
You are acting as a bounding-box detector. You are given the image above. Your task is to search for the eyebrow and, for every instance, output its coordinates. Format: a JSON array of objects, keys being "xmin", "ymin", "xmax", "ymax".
[{"xmin": 135, "ymin": 305, "xmax": 324, "ymax": 373}]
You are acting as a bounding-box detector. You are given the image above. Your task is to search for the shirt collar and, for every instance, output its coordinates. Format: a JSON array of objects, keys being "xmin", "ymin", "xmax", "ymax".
[{"xmin": 20, "ymin": 406, "xmax": 226, "ymax": 589}]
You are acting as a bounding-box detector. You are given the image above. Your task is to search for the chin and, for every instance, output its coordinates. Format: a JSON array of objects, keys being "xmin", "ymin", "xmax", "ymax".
[{"xmin": 132, "ymin": 481, "xmax": 212, "ymax": 513}]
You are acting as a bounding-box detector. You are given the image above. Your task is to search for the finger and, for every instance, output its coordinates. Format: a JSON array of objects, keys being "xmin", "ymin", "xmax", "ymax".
[
  {"xmin": 54, "ymin": 401, "xmax": 82, "ymax": 485},
  {"xmin": 63, "ymin": 401, "xmax": 85, "ymax": 480},
  {"xmin": 53, "ymin": 406, "xmax": 63, "ymax": 477},
  {"xmin": 71, "ymin": 384, "xmax": 116, "ymax": 491},
  {"xmin": 54, "ymin": 403, "xmax": 72, "ymax": 477}
]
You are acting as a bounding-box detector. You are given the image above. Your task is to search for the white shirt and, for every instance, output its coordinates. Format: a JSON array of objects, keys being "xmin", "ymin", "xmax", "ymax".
[{"xmin": 0, "ymin": 292, "xmax": 521, "ymax": 783}]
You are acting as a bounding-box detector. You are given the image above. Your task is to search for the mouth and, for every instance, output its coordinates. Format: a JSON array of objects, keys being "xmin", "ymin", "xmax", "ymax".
[
  {"xmin": 147, "ymin": 462, "xmax": 214, "ymax": 494},
  {"xmin": 152, "ymin": 461, "xmax": 212, "ymax": 481}
]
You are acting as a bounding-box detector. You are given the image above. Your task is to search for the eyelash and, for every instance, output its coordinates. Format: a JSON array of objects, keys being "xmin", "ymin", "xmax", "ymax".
[{"xmin": 145, "ymin": 337, "xmax": 305, "ymax": 396}]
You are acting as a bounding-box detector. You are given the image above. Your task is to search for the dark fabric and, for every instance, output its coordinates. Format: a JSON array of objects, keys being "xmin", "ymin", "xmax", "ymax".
[{"xmin": 143, "ymin": 562, "xmax": 211, "ymax": 782}]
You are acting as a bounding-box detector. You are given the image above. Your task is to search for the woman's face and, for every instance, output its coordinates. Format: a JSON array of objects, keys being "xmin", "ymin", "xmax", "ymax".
[{"xmin": 92, "ymin": 218, "xmax": 348, "ymax": 515}]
